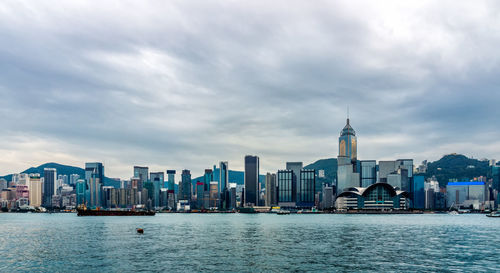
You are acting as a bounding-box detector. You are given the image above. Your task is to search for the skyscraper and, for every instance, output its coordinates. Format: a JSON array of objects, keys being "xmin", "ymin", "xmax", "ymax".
[
  {"xmin": 133, "ymin": 166, "xmax": 149, "ymax": 191},
  {"xmin": 286, "ymin": 162, "xmax": 303, "ymax": 202},
  {"xmin": 264, "ymin": 173, "xmax": 277, "ymax": 207},
  {"xmin": 150, "ymin": 172, "xmax": 164, "ymax": 208},
  {"xmin": 178, "ymin": 169, "xmax": 192, "ymax": 201},
  {"xmin": 244, "ymin": 155, "xmax": 259, "ymax": 206},
  {"xmin": 166, "ymin": 170, "xmax": 175, "ymax": 191},
  {"xmin": 219, "ymin": 161, "xmax": 229, "ymax": 193},
  {"xmin": 43, "ymin": 168, "xmax": 56, "ymax": 207},
  {"xmin": 28, "ymin": 174, "xmax": 42, "ymax": 207},
  {"xmin": 277, "ymin": 169, "xmax": 294, "ymax": 207},
  {"xmin": 298, "ymin": 169, "xmax": 315, "ymax": 207},
  {"xmin": 337, "ymin": 118, "xmax": 360, "ymax": 195},
  {"xmin": 360, "ymin": 160, "xmax": 377, "ymax": 187},
  {"xmin": 76, "ymin": 179, "xmax": 86, "ymax": 206},
  {"xmin": 85, "ymin": 162, "xmax": 104, "ymax": 208}
]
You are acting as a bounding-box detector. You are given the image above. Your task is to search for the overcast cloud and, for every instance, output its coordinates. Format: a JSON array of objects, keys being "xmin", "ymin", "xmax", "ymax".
[{"xmin": 1, "ymin": 1, "xmax": 500, "ymax": 179}]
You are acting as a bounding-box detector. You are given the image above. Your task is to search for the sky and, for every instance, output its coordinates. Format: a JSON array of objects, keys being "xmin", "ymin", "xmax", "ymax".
[{"xmin": 1, "ymin": 1, "xmax": 500, "ymax": 179}]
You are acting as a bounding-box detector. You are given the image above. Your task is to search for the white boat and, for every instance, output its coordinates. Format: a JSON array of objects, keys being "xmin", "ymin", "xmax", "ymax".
[{"xmin": 277, "ymin": 210, "xmax": 290, "ymax": 215}]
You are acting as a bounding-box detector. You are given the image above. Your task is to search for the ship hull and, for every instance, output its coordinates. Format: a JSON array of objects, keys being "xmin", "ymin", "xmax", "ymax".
[{"xmin": 77, "ymin": 209, "xmax": 155, "ymax": 216}]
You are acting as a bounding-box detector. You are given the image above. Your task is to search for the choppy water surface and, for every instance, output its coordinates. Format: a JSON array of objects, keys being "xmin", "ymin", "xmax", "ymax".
[{"xmin": 0, "ymin": 213, "xmax": 499, "ymax": 272}]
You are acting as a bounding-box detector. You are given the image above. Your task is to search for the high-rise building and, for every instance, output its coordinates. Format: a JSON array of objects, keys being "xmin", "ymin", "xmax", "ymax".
[
  {"xmin": 0, "ymin": 178, "xmax": 7, "ymax": 192},
  {"xmin": 85, "ymin": 162, "xmax": 104, "ymax": 208},
  {"xmin": 167, "ymin": 170, "xmax": 176, "ymax": 191},
  {"xmin": 28, "ymin": 174, "xmax": 42, "ymax": 207},
  {"xmin": 43, "ymin": 168, "xmax": 57, "ymax": 207},
  {"xmin": 133, "ymin": 166, "xmax": 149, "ymax": 191},
  {"xmin": 360, "ymin": 160, "xmax": 377, "ymax": 187},
  {"xmin": 337, "ymin": 118, "xmax": 360, "ymax": 195},
  {"xmin": 70, "ymin": 174, "xmax": 80, "ymax": 186},
  {"xmin": 196, "ymin": 182, "xmax": 205, "ymax": 209},
  {"xmin": 298, "ymin": 169, "xmax": 315, "ymax": 207},
  {"xmin": 76, "ymin": 179, "xmax": 86, "ymax": 206},
  {"xmin": 264, "ymin": 173, "xmax": 277, "ymax": 207},
  {"xmin": 321, "ymin": 185, "xmax": 334, "ymax": 209},
  {"xmin": 219, "ymin": 161, "xmax": 229, "ymax": 193},
  {"xmin": 150, "ymin": 172, "xmax": 164, "ymax": 208},
  {"xmin": 286, "ymin": 162, "xmax": 303, "ymax": 202},
  {"xmin": 209, "ymin": 181, "xmax": 219, "ymax": 208},
  {"xmin": 178, "ymin": 170, "xmax": 192, "ymax": 202},
  {"xmin": 244, "ymin": 155, "xmax": 259, "ymax": 206},
  {"xmin": 277, "ymin": 169, "xmax": 294, "ymax": 207},
  {"xmin": 412, "ymin": 175, "xmax": 425, "ymax": 209},
  {"xmin": 204, "ymin": 169, "xmax": 213, "ymax": 192}
]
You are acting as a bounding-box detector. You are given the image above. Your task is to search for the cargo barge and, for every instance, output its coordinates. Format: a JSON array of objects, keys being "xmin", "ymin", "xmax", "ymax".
[{"xmin": 77, "ymin": 208, "xmax": 155, "ymax": 216}]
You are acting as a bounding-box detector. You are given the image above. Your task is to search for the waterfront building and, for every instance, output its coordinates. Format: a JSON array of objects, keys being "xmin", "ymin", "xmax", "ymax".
[
  {"xmin": 209, "ymin": 181, "xmax": 219, "ymax": 208},
  {"xmin": 387, "ymin": 168, "xmax": 409, "ymax": 191},
  {"xmin": 43, "ymin": 168, "xmax": 57, "ymax": 208},
  {"xmin": 85, "ymin": 162, "xmax": 104, "ymax": 208},
  {"xmin": 133, "ymin": 166, "xmax": 149, "ymax": 191},
  {"xmin": 425, "ymin": 188, "xmax": 435, "ymax": 210},
  {"xmin": 244, "ymin": 155, "xmax": 259, "ymax": 206},
  {"xmin": 336, "ymin": 183, "xmax": 410, "ymax": 210},
  {"xmin": 204, "ymin": 169, "xmax": 213, "ymax": 191},
  {"xmin": 143, "ymin": 181, "xmax": 154, "ymax": 209},
  {"xmin": 286, "ymin": 162, "xmax": 303, "ymax": 202},
  {"xmin": 166, "ymin": 170, "xmax": 175, "ymax": 191},
  {"xmin": 229, "ymin": 183, "xmax": 237, "ymax": 209},
  {"xmin": 76, "ymin": 179, "xmax": 86, "ymax": 206},
  {"xmin": 196, "ymin": 182, "xmax": 205, "ymax": 209},
  {"xmin": 150, "ymin": 172, "xmax": 164, "ymax": 208},
  {"xmin": 446, "ymin": 182, "xmax": 486, "ymax": 209},
  {"xmin": 219, "ymin": 161, "xmax": 228, "ymax": 193},
  {"xmin": 412, "ymin": 175, "xmax": 425, "ymax": 209},
  {"xmin": 178, "ymin": 170, "xmax": 192, "ymax": 202},
  {"xmin": 321, "ymin": 185, "xmax": 334, "ymax": 209},
  {"xmin": 264, "ymin": 173, "xmax": 277, "ymax": 207},
  {"xmin": 130, "ymin": 177, "xmax": 140, "ymax": 189},
  {"xmin": 16, "ymin": 185, "xmax": 29, "ymax": 200},
  {"xmin": 360, "ymin": 160, "xmax": 377, "ymax": 187},
  {"xmin": 378, "ymin": 161, "xmax": 397, "ymax": 183},
  {"xmin": 28, "ymin": 174, "xmax": 42, "ymax": 207},
  {"xmin": 298, "ymin": 169, "xmax": 315, "ymax": 207},
  {"xmin": 160, "ymin": 188, "xmax": 168, "ymax": 208},
  {"xmin": 277, "ymin": 169, "xmax": 295, "ymax": 207}
]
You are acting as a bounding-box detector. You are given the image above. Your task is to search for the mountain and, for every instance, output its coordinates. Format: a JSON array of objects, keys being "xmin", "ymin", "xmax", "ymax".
[
  {"xmin": 0, "ymin": 162, "xmax": 118, "ymax": 187},
  {"xmin": 424, "ymin": 154, "xmax": 490, "ymax": 187}
]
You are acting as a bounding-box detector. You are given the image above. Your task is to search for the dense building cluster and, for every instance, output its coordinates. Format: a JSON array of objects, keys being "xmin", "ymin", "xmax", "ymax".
[{"xmin": 1, "ymin": 119, "xmax": 499, "ymax": 212}]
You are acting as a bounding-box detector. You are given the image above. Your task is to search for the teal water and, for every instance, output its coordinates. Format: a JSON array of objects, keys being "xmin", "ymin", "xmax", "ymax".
[{"xmin": 0, "ymin": 213, "xmax": 499, "ymax": 272}]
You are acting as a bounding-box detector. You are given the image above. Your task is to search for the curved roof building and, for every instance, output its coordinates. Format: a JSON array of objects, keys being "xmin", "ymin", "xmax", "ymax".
[{"xmin": 336, "ymin": 183, "xmax": 410, "ymax": 210}]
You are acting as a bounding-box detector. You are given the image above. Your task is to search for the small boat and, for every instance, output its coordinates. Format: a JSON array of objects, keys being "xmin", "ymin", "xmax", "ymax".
[
  {"xmin": 277, "ymin": 210, "xmax": 290, "ymax": 215},
  {"xmin": 136, "ymin": 228, "xmax": 144, "ymax": 234},
  {"xmin": 448, "ymin": 211, "xmax": 459, "ymax": 215},
  {"xmin": 486, "ymin": 212, "xmax": 500, "ymax": 218}
]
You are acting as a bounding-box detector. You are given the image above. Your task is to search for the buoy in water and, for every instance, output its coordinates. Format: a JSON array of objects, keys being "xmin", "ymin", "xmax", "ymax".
[{"xmin": 136, "ymin": 228, "xmax": 144, "ymax": 234}]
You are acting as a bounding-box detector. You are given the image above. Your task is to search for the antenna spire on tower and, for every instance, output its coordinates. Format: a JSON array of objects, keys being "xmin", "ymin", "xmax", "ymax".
[{"xmin": 347, "ymin": 106, "xmax": 350, "ymax": 124}]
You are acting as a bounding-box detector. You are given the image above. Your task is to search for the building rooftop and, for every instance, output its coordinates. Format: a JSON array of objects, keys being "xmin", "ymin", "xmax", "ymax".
[{"xmin": 447, "ymin": 182, "xmax": 485, "ymax": 186}]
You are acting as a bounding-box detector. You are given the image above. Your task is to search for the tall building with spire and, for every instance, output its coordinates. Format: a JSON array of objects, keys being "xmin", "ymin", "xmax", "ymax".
[{"xmin": 336, "ymin": 118, "xmax": 360, "ymax": 195}]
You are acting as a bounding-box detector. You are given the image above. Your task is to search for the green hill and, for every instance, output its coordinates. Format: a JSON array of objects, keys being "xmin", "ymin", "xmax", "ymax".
[{"xmin": 425, "ymin": 154, "xmax": 490, "ymax": 187}]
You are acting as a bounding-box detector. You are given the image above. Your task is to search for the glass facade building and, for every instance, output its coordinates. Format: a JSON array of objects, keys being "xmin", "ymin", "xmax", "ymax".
[
  {"xmin": 244, "ymin": 155, "xmax": 259, "ymax": 206},
  {"xmin": 179, "ymin": 170, "xmax": 192, "ymax": 201},
  {"xmin": 360, "ymin": 160, "xmax": 377, "ymax": 187},
  {"xmin": 412, "ymin": 175, "xmax": 425, "ymax": 209},
  {"xmin": 298, "ymin": 169, "xmax": 315, "ymax": 207},
  {"xmin": 133, "ymin": 166, "xmax": 149, "ymax": 191},
  {"xmin": 85, "ymin": 162, "xmax": 104, "ymax": 208},
  {"xmin": 166, "ymin": 170, "xmax": 175, "ymax": 191},
  {"xmin": 150, "ymin": 172, "xmax": 164, "ymax": 208},
  {"xmin": 219, "ymin": 161, "xmax": 228, "ymax": 193},
  {"xmin": 278, "ymin": 170, "xmax": 294, "ymax": 203},
  {"xmin": 43, "ymin": 168, "xmax": 57, "ymax": 207}
]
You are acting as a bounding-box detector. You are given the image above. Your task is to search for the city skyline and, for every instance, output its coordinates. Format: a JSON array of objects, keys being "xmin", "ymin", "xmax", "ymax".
[{"xmin": 2, "ymin": 1, "xmax": 500, "ymax": 179}]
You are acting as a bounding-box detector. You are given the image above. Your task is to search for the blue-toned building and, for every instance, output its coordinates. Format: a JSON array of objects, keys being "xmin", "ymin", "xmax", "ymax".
[
  {"xmin": 76, "ymin": 179, "xmax": 86, "ymax": 206},
  {"xmin": 219, "ymin": 161, "xmax": 228, "ymax": 193},
  {"xmin": 446, "ymin": 182, "xmax": 486, "ymax": 208},
  {"xmin": 166, "ymin": 170, "xmax": 175, "ymax": 191},
  {"xmin": 360, "ymin": 160, "xmax": 377, "ymax": 187},
  {"xmin": 133, "ymin": 166, "xmax": 148, "ymax": 191},
  {"xmin": 43, "ymin": 168, "xmax": 57, "ymax": 208},
  {"xmin": 244, "ymin": 155, "xmax": 259, "ymax": 207},
  {"xmin": 412, "ymin": 175, "xmax": 425, "ymax": 209},
  {"xmin": 278, "ymin": 169, "xmax": 294, "ymax": 207},
  {"xmin": 298, "ymin": 169, "xmax": 315, "ymax": 207},
  {"xmin": 178, "ymin": 169, "xmax": 192, "ymax": 202},
  {"xmin": 150, "ymin": 172, "xmax": 164, "ymax": 208},
  {"xmin": 85, "ymin": 162, "xmax": 104, "ymax": 208}
]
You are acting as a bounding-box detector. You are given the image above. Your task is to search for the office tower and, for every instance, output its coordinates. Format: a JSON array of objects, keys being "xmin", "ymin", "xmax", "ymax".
[
  {"xmin": 28, "ymin": 174, "xmax": 42, "ymax": 207},
  {"xmin": 70, "ymin": 174, "xmax": 80, "ymax": 186},
  {"xmin": 160, "ymin": 188, "xmax": 168, "ymax": 208},
  {"xmin": 264, "ymin": 173, "xmax": 277, "ymax": 207},
  {"xmin": 17, "ymin": 173, "xmax": 29, "ymax": 186},
  {"xmin": 411, "ymin": 175, "xmax": 425, "ymax": 209},
  {"xmin": 209, "ymin": 181, "xmax": 219, "ymax": 208},
  {"xmin": 360, "ymin": 160, "xmax": 377, "ymax": 187},
  {"xmin": 167, "ymin": 170, "xmax": 175, "ymax": 191},
  {"xmin": 85, "ymin": 162, "xmax": 104, "ymax": 208},
  {"xmin": 229, "ymin": 183, "xmax": 237, "ymax": 209},
  {"xmin": 133, "ymin": 166, "xmax": 149, "ymax": 191},
  {"xmin": 244, "ymin": 155, "xmax": 259, "ymax": 206},
  {"xmin": 130, "ymin": 177, "xmax": 140, "ymax": 189},
  {"xmin": 298, "ymin": 169, "xmax": 315, "ymax": 207},
  {"xmin": 204, "ymin": 169, "xmax": 213, "ymax": 191},
  {"xmin": 196, "ymin": 182, "xmax": 205, "ymax": 209},
  {"xmin": 143, "ymin": 181, "xmax": 154, "ymax": 209},
  {"xmin": 219, "ymin": 161, "xmax": 229, "ymax": 193},
  {"xmin": 43, "ymin": 168, "xmax": 57, "ymax": 207},
  {"xmin": 337, "ymin": 118, "xmax": 360, "ymax": 195},
  {"xmin": 286, "ymin": 162, "xmax": 303, "ymax": 202},
  {"xmin": 76, "ymin": 179, "xmax": 86, "ymax": 206},
  {"xmin": 277, "ymin": 169, "xmax": 294, "ymax": 207},
  {"xmin": 150, "ymin": 172, "xmax": 164, "ymax": 208},
  {"xmin": 378, "ymin": 161, "xmax": 397, "ymax": 183},
  {"xmin": 387, "ymin": 168, "xmax": 409, "ymax": 191},
  {"xmin": 321, "ymin": 185, "xmax": 334, "ymax": 209},
  {"xmin": 178, "ymin": 170, "xmax": 191, "ymax": 201}
]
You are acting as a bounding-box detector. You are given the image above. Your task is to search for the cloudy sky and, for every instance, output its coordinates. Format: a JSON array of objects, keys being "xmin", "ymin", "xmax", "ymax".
[{"xmin": 1, "ymin": 1, "xmax": 500, "ymax": 179}]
